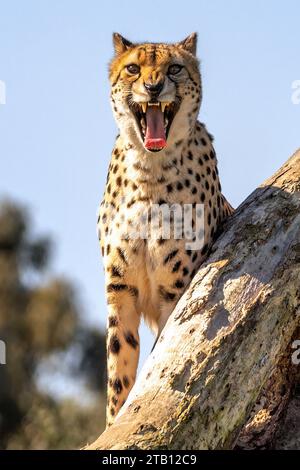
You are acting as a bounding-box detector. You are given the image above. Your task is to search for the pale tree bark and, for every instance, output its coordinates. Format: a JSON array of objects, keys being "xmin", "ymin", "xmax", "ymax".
[
  {"xmin": 86, "ymin": 149, "xmax": 300, "ymax": 450},
  {"xmin": 235, "ymin": 326, "xmax": 300, "ymax": 449}
]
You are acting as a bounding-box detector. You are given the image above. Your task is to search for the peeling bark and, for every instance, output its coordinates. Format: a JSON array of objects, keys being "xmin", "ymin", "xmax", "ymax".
[
  {"xmin": 86, "ymin": 149, "xmax": 300, "ymax": 450},
  {"xmin": 235, "ymin": 327, "xmax": 300, "ymax": 449}
]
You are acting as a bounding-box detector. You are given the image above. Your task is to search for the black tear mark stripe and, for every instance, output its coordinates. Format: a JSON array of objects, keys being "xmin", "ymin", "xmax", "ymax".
[{"xmin": 125, "ymin": 332, "xmax": 139, "ymax": 349}]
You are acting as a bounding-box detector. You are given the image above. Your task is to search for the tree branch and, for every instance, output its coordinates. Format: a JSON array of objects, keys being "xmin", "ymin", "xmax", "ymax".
[{"xmin": 86, "ymin": 149, "xmax": 300, "ymax": 450}]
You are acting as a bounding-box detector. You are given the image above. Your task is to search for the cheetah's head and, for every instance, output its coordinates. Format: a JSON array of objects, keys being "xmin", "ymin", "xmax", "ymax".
[{"xmin": 109, "ymin": 33, "xmax": 202, "ymax": 153}]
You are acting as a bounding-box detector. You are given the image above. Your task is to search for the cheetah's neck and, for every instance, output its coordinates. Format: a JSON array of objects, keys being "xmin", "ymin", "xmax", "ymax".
[{"xmin": 114, "ymin": 121, "xmax": 216, "ymax": 189}]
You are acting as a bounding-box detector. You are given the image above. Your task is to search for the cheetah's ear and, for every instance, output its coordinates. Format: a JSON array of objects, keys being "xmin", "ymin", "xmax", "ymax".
[
  {"xmin": 113, "ymin": 33, "xmax": 134, "ymax": 55},
  {"xmin": 177, "ymin": 32, "xmax": 197, "ymax": 56}
]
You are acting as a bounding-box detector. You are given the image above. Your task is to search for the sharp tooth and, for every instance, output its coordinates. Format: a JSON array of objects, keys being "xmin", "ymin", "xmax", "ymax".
[
  {"xmin": 161, "ymin": 102, "xmax": 167, "ymax": 113},
  {"xmin": 141, "ymin": 117, "xmax": 146, "ymax": 129},
  {"xmin": 164, "ymin": 118, "xmax": 169, "ymax": 128},
  {"xmin": 141, "ymin": 103, "xmax": 147, "ymax": 113}
]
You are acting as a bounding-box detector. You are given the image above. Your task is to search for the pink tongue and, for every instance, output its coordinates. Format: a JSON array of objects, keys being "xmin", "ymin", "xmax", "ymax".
[{"xmin": 144, "ymin": 106, "xmax": 167, "ymax": 151}]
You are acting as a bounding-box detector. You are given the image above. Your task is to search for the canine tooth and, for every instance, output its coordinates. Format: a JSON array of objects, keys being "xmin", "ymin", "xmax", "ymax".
[
  {"xmin": 141, "ymin": 117, "xmax": 146, "ymax": 129},
  {"xmin": 164, "ymin": 118, "xmax": 169, "ymax": 128},
  {"xmin": 161, "ymin": 102, "xmax": 167, "ymax": 113},
  {"xmin": 141, "ymin": 103, "xmax": 147, "ymax": 113}
]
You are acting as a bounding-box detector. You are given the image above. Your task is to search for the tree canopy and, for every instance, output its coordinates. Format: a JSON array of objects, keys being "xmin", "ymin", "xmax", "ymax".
[{"xmin": 0, "ymin": 200, "xmax": 106, "ymax": 449}]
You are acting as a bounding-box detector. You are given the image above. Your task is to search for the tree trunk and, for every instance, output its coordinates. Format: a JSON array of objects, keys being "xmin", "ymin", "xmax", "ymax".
[
  {"xmin": 235, "ymin": 326, "xmax": 300, "ymax": 449},
  {"xmin": 86, "ymin": 149, "xmax": 300, "ymax": 450}
]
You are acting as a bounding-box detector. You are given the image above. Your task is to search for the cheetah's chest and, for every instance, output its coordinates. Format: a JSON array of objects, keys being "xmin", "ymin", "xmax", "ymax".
[{"xmin": 99, "ymin": 131, "xmax": 226, "ymax": 297}]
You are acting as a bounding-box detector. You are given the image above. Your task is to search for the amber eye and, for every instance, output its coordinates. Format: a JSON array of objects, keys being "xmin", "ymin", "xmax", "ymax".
[
  {"xmin": 168, "ymin": 64, "xmax": 183, "ymax": 75},
  {"xmin": 126, "ymin": 64, "xmax": 140, "ymax": 75}
]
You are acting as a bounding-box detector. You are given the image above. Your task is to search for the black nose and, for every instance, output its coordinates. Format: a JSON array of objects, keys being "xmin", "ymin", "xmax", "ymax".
[{"xmin": 144, "ymin": 81, "xmax": 164, "ymax": 96}]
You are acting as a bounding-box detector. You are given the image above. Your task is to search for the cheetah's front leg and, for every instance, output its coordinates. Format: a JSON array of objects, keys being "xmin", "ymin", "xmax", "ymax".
[{"xmin": 105, "ymin": 282, "xmax": 140, "ymax": 427}]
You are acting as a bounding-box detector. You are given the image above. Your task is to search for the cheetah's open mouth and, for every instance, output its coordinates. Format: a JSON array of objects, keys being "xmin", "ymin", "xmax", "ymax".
[{"xmin": 130, "ymin": 101, "xmax": 178, "ymax": 152}]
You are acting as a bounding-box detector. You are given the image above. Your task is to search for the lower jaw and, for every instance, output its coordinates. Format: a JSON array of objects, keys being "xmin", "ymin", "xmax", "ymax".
[{"xmin": 146, "ymin": 148, "xmax": 165, "ymax": 153}]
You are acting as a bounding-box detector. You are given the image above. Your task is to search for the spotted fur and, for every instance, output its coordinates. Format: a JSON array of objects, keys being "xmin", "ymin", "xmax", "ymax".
[{"xmin": 98, "ymin": 33, "xmax": 234, "ymax": 426}]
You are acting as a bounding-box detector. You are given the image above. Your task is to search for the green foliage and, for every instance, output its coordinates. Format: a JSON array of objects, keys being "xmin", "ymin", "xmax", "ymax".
[
  {"xmin": 0, "ymin": 201, "xmax": 106, "ymax": 449},
  {"xmin": 6, "ymin": 395, "xmax": 105, "ymax": 450}
]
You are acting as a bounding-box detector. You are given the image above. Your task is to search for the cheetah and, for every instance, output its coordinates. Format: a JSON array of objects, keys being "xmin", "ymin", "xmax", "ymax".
[{"xmin": 98, "ymin": 32, "xmax": 233, "ymax": 426}]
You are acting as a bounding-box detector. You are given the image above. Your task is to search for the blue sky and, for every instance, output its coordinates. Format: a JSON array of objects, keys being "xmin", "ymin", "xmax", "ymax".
[{"xmin": 0, "ymin": 0, "xmax": 299, "ymax": 370}]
